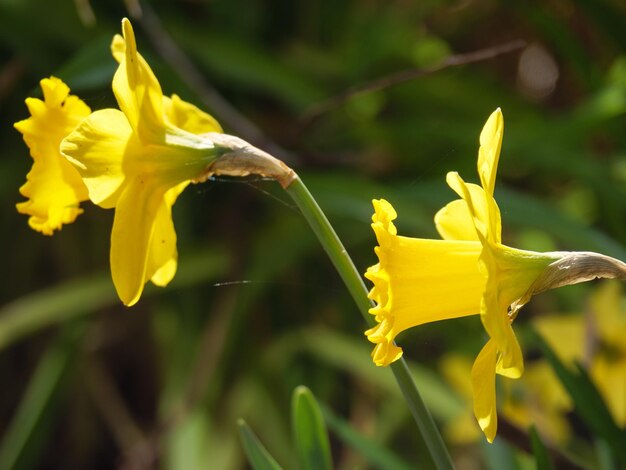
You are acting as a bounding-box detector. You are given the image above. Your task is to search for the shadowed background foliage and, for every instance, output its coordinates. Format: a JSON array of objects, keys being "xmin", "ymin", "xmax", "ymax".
[{"xmin": 1, "ymin": 0, "xmax": 625, "ymax": 468}]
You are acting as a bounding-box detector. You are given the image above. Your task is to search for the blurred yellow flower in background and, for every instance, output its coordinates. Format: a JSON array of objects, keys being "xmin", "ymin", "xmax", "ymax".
[
  {"xmin": 61, "ymin": 18, "xmax": 223, "ymax": 306},
  {"xmin": 15, "ymin": 77, "xmax": 91, "ymax": 235},
  {"xmin": 535, "ymin": 281, "xmax": 626, "ymax": 427}
]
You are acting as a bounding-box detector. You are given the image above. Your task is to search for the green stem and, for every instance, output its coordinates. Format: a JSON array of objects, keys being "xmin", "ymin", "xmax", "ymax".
[{"xmin": 285, "ymin": 176, "xmax": 454, "ymax": 470}]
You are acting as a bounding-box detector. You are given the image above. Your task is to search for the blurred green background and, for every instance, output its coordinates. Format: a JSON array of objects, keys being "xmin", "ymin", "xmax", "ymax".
[{"xmin": 1, "ymin": 0, "xmax": 626, "ymax": 468}]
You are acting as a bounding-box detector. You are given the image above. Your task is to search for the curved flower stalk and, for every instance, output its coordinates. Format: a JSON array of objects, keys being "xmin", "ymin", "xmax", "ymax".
[
  {"xmin": 15, "ymin": 77, "xmax": 91, "ymax": 235},
  {"xmin": 365, "ymin": 108, "xmax": 626, "ymax": 442},
  {"xmin": 60, "ymin": 18, "xmax": 226, "ymax": 306}
]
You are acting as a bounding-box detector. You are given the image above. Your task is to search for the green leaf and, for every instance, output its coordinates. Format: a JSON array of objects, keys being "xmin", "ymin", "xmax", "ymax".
[
  {"xmin": 481, "ymin": 438, "xmax": 517, "ymax": 470},
  {"xmin": 291, "ymin": 386, "xmax": 333, "ymax": 470},
  {"xmin": 0, "ymin": 327, "xmax": 78, "ymax": 469},
  {"xmin": 321, "ymin": 404, "xmax": 412, "ymax": 470},
  {"xmin": 529, "ymin": 426, "xmax": 554, "ymax": 470},
  {"xmin": 264, "ymin": 327, "xmax": 464, "ymax": 422},
  {"xmin": 169, "ymin": 26, "xmax": 324, "ymax": 111},
  {"xmin": 237, "ymin": 419, "xmax": 283, "ymax": 470},
  {"xmin": 0, "ymin": 246, "xmax": 229, "ymax": 350}
]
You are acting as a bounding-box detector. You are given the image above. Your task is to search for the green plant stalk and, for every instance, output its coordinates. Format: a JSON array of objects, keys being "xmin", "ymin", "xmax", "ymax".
[{"xmin": 285, "ymin": 176, "xmax": 454, "ymax": 470}]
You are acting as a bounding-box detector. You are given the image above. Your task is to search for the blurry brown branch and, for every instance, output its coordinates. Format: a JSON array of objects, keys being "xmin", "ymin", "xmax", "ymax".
[
  {"xmin": 0, "ymin": 57, "xmax": 24, "ymax": 108},
  {"xmin": 126, "ymin": 2, "xmax": 298, "ymax": 165},
  {"xmin": 117, "ymin": 288, "xmax": 239, "ymax": 468},
  {"xmin": 73, "ymin": 0, "xmax": 96, "ymax": 26},
  {"xmin": 85, "ymin": 358, "xmax": 155, "ymax": 470},
  {"xmin": 301, "ymin": 39, "xmax": 526, "ymax": 126}
]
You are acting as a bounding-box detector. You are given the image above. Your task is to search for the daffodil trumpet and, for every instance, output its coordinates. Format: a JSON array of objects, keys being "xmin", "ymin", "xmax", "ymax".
[
  {"xmin": 365, "ymin": 108, "xmax": 626, "ymax": 442},
  {"xmin": 15, "ymin": 77, "xmax": 91, "ymax": 235}
]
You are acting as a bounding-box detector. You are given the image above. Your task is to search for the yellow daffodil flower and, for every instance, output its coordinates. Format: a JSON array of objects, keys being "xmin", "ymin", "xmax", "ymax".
[
  {"xmin": 365, "ymin": 108, "xmax": 626, "ymax": 442},
  {"xmin": 61, "ymin": 18, "xmax": 223, "ymax": 306},
  {"xmin": 15, "ymin": 77, "xmax": 91, "ymax": 235}
]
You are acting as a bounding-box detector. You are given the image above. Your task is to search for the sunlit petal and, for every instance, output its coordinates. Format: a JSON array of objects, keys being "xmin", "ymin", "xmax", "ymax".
[
  {"xmin": 434, "ymin": 199, "xmax": 478, "ymax": 241},
  {"xmin": 477, "ymin": 108, "xmax": 503, "ymax": 196},
  {"xmin": 112, "ymin": 18, "xmax": 165, "ymax": 142},
  {"xmin": 471, "ymin": 340, "xmax": 498, "ymax": 443},
  {"xmin": 147, "ymin": 181, "xmax": 189, "ymax": 286},
  {"xmin": 163, "ymin": 94, "xmax": 223, "ymax": 134},
  {"xmin": 15, "ymin": 77, "xmax": 90, "ymax": 234},
  {"xmin": 61, "ymin": 109, "xmax": 132, "ymax": 208},
  {"xmin": 445, "ymin": 172, "xmax": 501, "ymax": 244},
  {"xmin": 110, "ymin": 180, "xmax": 168, "ymax": 306}
]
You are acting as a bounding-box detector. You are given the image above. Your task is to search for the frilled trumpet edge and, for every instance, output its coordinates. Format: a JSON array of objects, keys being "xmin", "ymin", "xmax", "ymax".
[{"xmin": 365, "ymin": 199, "xmax": 404, "ymax": 366}]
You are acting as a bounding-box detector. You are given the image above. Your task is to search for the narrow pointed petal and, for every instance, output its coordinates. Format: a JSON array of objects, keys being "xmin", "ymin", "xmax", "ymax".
[
  {"xmin": 472, "ymin": 340, "xmax": 498, "ymax": 442},
  {"xmin": 109, "ymin": 31, "xmax": 221, "ymax": 136},
  {"xmin": 112, "ymin": 18, "xmax": 165, "ymax": 142},
  {"xmin": 61, "ymin": 109, "xmax": 132, "ymax": 208},
  {"xmin": 15, "ymin": 77, "xmax": 90, "ymax": 234},
  {"xmin": 477, "ymin": 108, "xmax": 503, "ymax": 196},
  {"xmin": 146, "ymin": 181, "xmax": 188, "ymax": 286},
  {"xmin": 110, "ymin": 180, "xmax": 167, "ymax": 306}
]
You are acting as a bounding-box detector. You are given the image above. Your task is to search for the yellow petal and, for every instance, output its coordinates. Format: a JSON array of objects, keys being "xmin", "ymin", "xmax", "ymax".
[
  {"xmin": 112, "ymin": 18, "xmax": 165, "ymax": 142},
  {"xmin": 61, "ymin": 109, "xmax": 132, "ymax": 208},
  {"xmin": 477, "ymin": 108, "xmax": 503, "ymax": 196},
  {"xmin": 147, "ymin": 181, "xmax": 189, "ymax": 286},
  {"xmin": 163, "ymin": 94, "xmax": 223, "ymax": 134},
  {"xmin": 15, "ymin": 77, "xmax": 91, "ymax": 235},
  {"xmin": 110, "ymin": 180, "xmax": 168, "ymax": 306},
  {"xmin": 444, "ymin": 171, "xmax": 533, "ymax": 378},
  {"xmin": 111, "ymin": 33, "xmax": 125, "ymax": 63},
  {"xmin": 435, "ymin": 198, "xmax": 480, "ymax": 241},
  {"xmin": 110, "ymin": 30, "xmax": 222, "ymax": 137},
  {"xmin": 489, "ymin": 244, "xmax": 562, "ymax": 373},
  {"xmin": 471, "ymin": 339, "xmax": 498, "ymax": 443},
  {"xmin": 445, "ymin": 172, "xmax": 501, "ymax": 244},
  {"xmin": 365, "ymin": 199, "xmax": 485, "ymax": 366}
]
